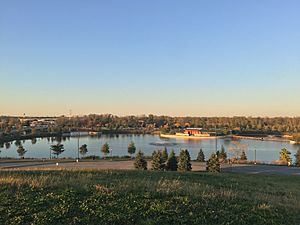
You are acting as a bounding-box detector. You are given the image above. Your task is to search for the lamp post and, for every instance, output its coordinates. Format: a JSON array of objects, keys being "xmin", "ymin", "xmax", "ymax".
[
  {"xmin": 254, "ymin": 147, "xmax": 257, "ymax": 165},
  {"xmin": 77, "ymin": 131, "xmax": 80, "ymax": 161},
  {"xmin": 215, "ymin": 125, "xmax": 218, "ymax": 153}
]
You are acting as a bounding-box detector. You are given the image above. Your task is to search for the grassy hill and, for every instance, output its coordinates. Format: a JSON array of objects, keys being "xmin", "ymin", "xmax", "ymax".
[{"xmin": 0, "ymin": 170, "xmax": 299, "ymax": 225}]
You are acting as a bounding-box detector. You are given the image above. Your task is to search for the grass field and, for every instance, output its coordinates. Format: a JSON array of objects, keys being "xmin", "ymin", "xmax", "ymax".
[{"xmin": 0, "ymin": 170, "xmax": 299, "ymax": 225}]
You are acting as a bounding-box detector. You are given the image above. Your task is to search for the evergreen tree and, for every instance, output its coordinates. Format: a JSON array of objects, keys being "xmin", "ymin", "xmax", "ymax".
[
  {"xmin": 134, "ymin": 150, "xmax": 147, "ymax": 170},
  {"xmin": 79, "ymin": 144, "xmax": 88, "ymax": 157},
  {"xmin": 50, "ymin": 143, "xmax": 64, "ymax": 158},
  {"xmin": 161, "ymin": 147, "xmax": 168, "ymax": 163},
  {"xmin": 206, "ymin": 153, "xmax": 220, "ymax": 172},
  {"xmin": 101, "ymin": 143, "xmax": 110, "ymax": 159},
  {"xmin": 196, "ymin": 148, "xmax": 205, "ymax": 162},
  {"xmin": 216, "ymin": 150, "xmax": 220, "ymax": 159},
  {"xmin": 240, "ymin": 151, "xmax": 247, "ymax": 160},
  {"xmin": 128, "ymin": 141, "xmax": 136, "ymax": 158},
  {"xmin": 219, "ymin": 145, "xmax": 227, "ymax": 161},
  {"xmin": 295, "ymin": 148, "xmax": 300, "ymax": 167},
  {"xmin": 17, "ymin": 145, "xmax": 27, "ymax": 158},
  {"xmin": 166, "ymin": 150, "xmax": 178, "ymax": 171},
  {"xmin": 151, "ymin": 150, "xmax": 164, "ymax": 171},
  {"xmin": 178, "ymin": 149, "xmax": 192, "ymax": 172},
  {"xmin": 280, "ymin": 148, "xmax": 292, "ymax": 164}
]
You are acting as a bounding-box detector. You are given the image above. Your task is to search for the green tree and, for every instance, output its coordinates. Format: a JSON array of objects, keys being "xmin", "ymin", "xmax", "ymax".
[
  {"xmin": 280, "ymin": 148, "xmax": 292, "ymax": 164},
  {"xmin": 161, "ymin": 147, "xmax": 168, "ymax": 163},
  {"xmin": 206, "ymin": 153, "xmax": 220, "ymax": 172},
  {"xmin": 134, "ymin": 150, "xmax": 147, "ymax": 170},
  {"xmin": 14, "ymin": 140, "xmax": 21, "ymax": 147},
  {"xmin": 219, "ymin": 145, "xmax": 227, "ymax": 161},
  {"xmin": 178, "ymin": 149, "xmax": 192, "ymax": 172},
  {"xmin": 240, "ymin": 151, "xmax": 247, "ymax": 160},
  {"xmin": 17, "ymin": 145, "xmax": 27, "ymax": 158},
  {"xmin": 101, "ymin": 143, "xmax": 110, "ymax": 159},
  {"xmin": 50, "ymin": 143, "xmax": 64, "ymax": 158},
  {"xmin": 165, "ymin": 150, "xmax": 178, "ymax": 171},
  {"xmin": 79, "ymin": 144, "xmax": 88, "ymax": 157},
  {"xmin": 196, "ymin": 149, "xmax": 205, "ymax": 162},
  {"xmin": 295, "ymin": 148, "xmax": 300, "ymax": 167},
  {"xmin": 127, "ymin": 141, "xmax": 136, "ymax": 158},
  {"xmin": 151, "ymin": 150, "xmax": 164, "ymax": 171}
]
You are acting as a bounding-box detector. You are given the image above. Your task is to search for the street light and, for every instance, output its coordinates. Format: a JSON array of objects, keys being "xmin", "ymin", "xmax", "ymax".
[
  {"xmin": 254, "ymin": 147, "xmax": 257, "ymax": 165},
  {"xmin": 77, "ymin": 131, "xmax": 80, "ymax": 161}
]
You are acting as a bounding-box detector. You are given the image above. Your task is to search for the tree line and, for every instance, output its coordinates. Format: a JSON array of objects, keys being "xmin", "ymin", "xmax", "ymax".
[{"xmin": 1, "ymin": 115, "xmax": 300, "ymax": 136}]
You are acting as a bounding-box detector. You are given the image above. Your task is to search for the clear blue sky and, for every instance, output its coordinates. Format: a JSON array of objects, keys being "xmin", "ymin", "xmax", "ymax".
[{"xmin": 1, "ymin": 0, "xmax": 300, "ymax": 116}]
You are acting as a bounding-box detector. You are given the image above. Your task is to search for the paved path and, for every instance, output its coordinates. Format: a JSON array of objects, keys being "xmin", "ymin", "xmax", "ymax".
[{"xmin": 1, "ymin": 160, "xmax": 300, "ymax": 175}]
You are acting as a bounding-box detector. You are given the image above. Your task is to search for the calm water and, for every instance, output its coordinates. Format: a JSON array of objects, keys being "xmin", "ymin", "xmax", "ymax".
[{"xmin": 1, "ymin": 134, "xmax": 299, "ymax": 162}]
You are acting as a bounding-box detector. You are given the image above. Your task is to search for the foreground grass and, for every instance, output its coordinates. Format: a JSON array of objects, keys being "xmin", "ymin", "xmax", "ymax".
[{"xmin": 0, "ymin": 170, "xmax": 299, "ymax": 225}]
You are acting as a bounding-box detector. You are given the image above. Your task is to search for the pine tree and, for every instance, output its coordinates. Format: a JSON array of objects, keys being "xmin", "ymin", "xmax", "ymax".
[
  {"xmin": 178, "ymin": 149, "xmax": 192, "ymax": 172},
  {"xmin": 219, "ymin": 145, "xmax": 227, "ymax": 161},
  {"xmin": 151, "ymin": 150, "xmax": 164, "ymax": 171},
  {"xmin": 280, "ymin": 148, "xmax": 292, "ymax": 164},
  {"xmin": 161, "ymin": 147, "xmax": 168, "ymax": 163},
  {"xmin": 128, "ymin": 141, "xmax": 136, "ymax": 158},
  {"xmin": 196, "ymin": 149, "xmax": 205, "ymax": 162},
  {"xmin": 17, "ymin": 145, "xmax": 27, "ymax": 158},
  {"xmin": 101, "ymin": 143, "xmax": 110, "ymax": 159},
  {"xmin": 295, "ymin": 148, "xmax": 300, "ymax": 167},
  {"xmin": 206, "ymin": 153, "xmax": 220, "ymax": 172},
  {"xmin": 166, "ymin": 150, "xmax": 178, "ymax": 171},
  {"xmin": 79, "ymin": 144, "xmax": 88, "ymax": 157},
  {"xmin": 50, "ymin": 143, "xmax": 64, "ymax": 158},
  {"xmin": 134, "ymin": 150, "xmax": 147, "ymax": 170},
  {"xmin": 240, "ymin": 151, "xmax": 247, "ymax": 160}
]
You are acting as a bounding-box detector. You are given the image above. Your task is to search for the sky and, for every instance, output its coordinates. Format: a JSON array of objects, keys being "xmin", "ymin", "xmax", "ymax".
[{"xmin": 1, "ymin": 0, "xmax": 300, "ymax": 117}]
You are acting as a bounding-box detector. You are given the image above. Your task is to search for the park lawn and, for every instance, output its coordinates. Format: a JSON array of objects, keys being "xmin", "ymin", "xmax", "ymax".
[{"xmin": 0, "ymin": 170, "xmax": 299, "ymax": 225}]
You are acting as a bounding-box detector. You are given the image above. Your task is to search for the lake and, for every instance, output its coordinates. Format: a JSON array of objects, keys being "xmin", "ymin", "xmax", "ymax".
[{"xmin": 0, "ymin": 134, "xmax": 299, "ymax": 163}]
